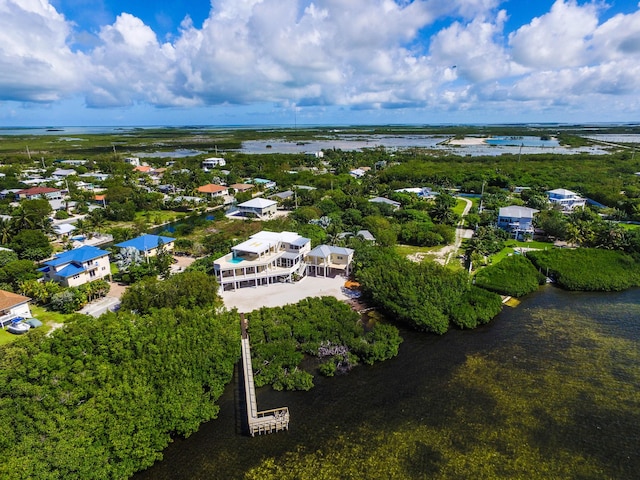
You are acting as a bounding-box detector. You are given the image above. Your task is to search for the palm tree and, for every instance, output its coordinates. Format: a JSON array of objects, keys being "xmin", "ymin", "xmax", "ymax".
[
  {"xmin": 12, "ymin": 208, "xmax": 35, "ymax": 231},
  {"xmin": 0, "ymin": 218, "xmax": 13, "ymax": 245},
  {"xmin": 88, "ymin": 210, "xmax": 106, "ymax": 234}
]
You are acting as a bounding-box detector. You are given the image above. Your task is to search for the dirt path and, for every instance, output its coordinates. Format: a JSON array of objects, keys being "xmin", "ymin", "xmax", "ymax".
[{"xmin": 408, "ymin": 197, "xmax": 473, "ymax": 265}]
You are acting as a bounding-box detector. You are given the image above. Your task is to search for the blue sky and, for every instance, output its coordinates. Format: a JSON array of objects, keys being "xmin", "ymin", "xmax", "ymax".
[{"xmin": 1, "ymin": 0, "xmax": 640, "ymax": 127}]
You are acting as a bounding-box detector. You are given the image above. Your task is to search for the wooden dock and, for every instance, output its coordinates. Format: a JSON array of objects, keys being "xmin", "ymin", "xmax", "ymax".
[{"xmin": 240, "ymin": 315, "xmax": 289, "ymax": 436}]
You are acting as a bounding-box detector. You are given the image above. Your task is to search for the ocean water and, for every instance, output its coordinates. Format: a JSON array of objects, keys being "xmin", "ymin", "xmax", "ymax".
[{"xmin": 135, "ymin": 286, "xmax": 640, "ymax": 479}]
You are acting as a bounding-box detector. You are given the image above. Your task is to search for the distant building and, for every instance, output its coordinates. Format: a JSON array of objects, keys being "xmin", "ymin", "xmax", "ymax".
[
  {"xmin": 202, "ymin": 157, "xmax": 226, "ymax": 170},
  {"xmin": 197, "ymin": 183, "xmax": 229, "ymax": 198},
  {"xmin": 56, "ymin": 159, "xmax": 87, "ymax": 166},
  {"xmin": 349, "ymin": 168, "xmax": 367, "ymax": 178},
  {"xmin": 338, "ymin": 230, "xmax": 376, "ymax": 243},
  {"xmin": 230, "ymin": 183, "xmax": 254, "ymax": 193},
  {"xmin": 124, "ymin": 157, "xmax": 140, "ymax": 167},
  {"xmin": 53, "ymin": 223, "xmax": 76, "ymax": 238},
  {"xmin": 253, "ymin": 178, "xmax": 277, "ymax": 189},
  {"xmin": 134, "ymin": 165, "xmax": 153, "ymax": 174},
  {"xmin": 546, "ymin": 188, "xmax": 586, "ymax": 212},
  {"xmin": 237, "ymin": 198, "xmax": 278, "ymax": 219},
  {"xmin": 270, "ymin": 190, "xmax": 294, "ymax": 202},
  {"xmin": 39, "ymin": 245, "xmax": 111, "ymax": 287},
  {"xmin": 114, "ymin": 234, "xmax": 175, "ymax": 258},
  {"xmin": 394, "ymin": 187, "xmax": 437, "ymax": 199},
  {"xmin": 369, "ymin": 196, "xmax": 401, "ymax": 209},
  {"xmin": 497, "ymin": 206, "xmax": 539, "ymax": 240},
  {"xmin": 16, "ymin": 187, "xmax": 62, "ymax": 201},
  {"xmin": 52, "ymin": 168, "xmax": 76, "ymax": 179}
]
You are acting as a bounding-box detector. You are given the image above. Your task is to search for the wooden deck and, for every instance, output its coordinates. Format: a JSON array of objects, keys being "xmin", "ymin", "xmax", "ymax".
[{"xmin": 240, "ymin": 314, "xmax": 289, "ymax": 436}]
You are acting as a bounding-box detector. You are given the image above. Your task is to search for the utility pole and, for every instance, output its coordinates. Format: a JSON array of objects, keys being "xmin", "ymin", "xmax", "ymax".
[
  {"xmin": 26, "ymin": 145, "xmax": 31, "ymax": 160},
  {"xmin": 479, "ymin": 180, "xmax": 485, "ymax": 213},
  {"xmin": 518, "ymin": 143, "xmax": 523, "ymax": 162}
]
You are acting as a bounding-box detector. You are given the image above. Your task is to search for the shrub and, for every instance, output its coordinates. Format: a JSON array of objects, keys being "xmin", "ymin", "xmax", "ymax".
[
  {"xmin": 475, "ymin": 255, "xmax": 545, "ymax": 297},
  {"xmin": 527, "ymin": 248, "xmax": 640, "ymax": 291}
]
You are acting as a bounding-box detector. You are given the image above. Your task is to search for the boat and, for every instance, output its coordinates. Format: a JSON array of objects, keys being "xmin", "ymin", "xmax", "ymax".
[{"xmin": 7, "ymin": 322, "xmax": 30, "ymax": 335}]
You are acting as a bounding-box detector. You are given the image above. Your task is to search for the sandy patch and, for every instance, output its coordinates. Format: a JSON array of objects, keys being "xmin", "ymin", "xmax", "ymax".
[
  {"xmin": 447, "ymin": 137, "xmax": 488, "ymax": 146},
  {"xmin": 107, "ymin": 281, "xmax": 127, "ymax": 299},
  {"xmin": 221, "ymin": 275, "xmax": 350, "ymax": 313}
]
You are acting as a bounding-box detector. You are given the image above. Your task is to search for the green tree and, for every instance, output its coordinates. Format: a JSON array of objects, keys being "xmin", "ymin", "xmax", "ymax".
[{"xmin": 9, "ymin": 229, "xmax": 52, "ymax": 261}]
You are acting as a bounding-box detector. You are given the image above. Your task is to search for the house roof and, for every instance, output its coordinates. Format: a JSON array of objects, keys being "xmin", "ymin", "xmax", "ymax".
[
  {"xmin": 499, "ymin": 206, "xmax": 539, "ymax": 218},
  {"xmin": 53, "ymin": 223, "xmax": 76, "ymax": 235},
  {"xmin": 238, "ymin": 198, "xmax": 277, "ymax": 209},
  {"xmin": 307, "ymin": 245, "xmax": 354, "ymax": 258},
  {"xmin": 369, "ymin": 196, "xmax": 401, "ymax": 207},
  {"xmin": 232, "ymin": 231, "xmax": 308, "ymax": 255},
  {"xmin": 16, "ymin": 186, "xmax": 60, "ymax": 195},
  {"xmin": 56, "ymin": 263, "xmax": 87, "ymax": 278},
  {"xmin": 0, "ymin": 289, "xmax": 31, "ymax": 311},
  {"xmin": 230, "ymin": 183, "xmax": 254, "ymax": 191},
  {"xmin": 115, "ymin": 234, "xmax": 175, "ymax": 252},
  {"xmin": 44, "ymin": 245, "xmax": 110, "ymax": 267},
  {"xmin": 547, "ymin": 188, "xmax": 578, "ymax": 196},
  {"xmin": 134, "ymin": 166, "xmax": 152, "ymax": 173},
  {"xmin": 270, "ymin": 190, "xmax": 294, "ymax": 200},
  {"xmin": 197, "ymin": 184, "xmax": 228, "ymax": 194},
  {"xmin": 52, "ymin": 169, "xmax": 76, "ymax": 176}
]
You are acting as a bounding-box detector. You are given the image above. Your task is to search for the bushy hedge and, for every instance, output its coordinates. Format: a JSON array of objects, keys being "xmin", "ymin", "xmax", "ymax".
[
  {"xmin": 527, "ymin": 248, "xmax": 640, "ymax": 291},
  {"xmin": 355, "ymin": 246, "xmax": 503, "ymax": 333},
  {"xmin": 474, "ymin": 255, "xmax": 545, "ymax": 297},
  {"xmin": 247, "ymin": 297, "xmax": 403, "ymax": 390}
]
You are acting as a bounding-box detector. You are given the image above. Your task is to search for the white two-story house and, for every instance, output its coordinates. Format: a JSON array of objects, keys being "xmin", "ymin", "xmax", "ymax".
[
  {"xmin": 497, "ymin": 206, "xmax": 539, "ymax": 240},
  {"xmin": 546, "ymin": 188, "xmax": 586, "ymax": 212}
]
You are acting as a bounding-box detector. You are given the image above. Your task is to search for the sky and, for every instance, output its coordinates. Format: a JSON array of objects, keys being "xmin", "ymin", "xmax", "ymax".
[{"xmin": 1, "ymin": 0, "xmax": 640, "ymax": 127}]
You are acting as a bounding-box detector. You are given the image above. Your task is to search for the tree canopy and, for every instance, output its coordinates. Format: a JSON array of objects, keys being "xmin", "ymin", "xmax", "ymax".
[{"xmin": 0, "ymin": 308, "xmax": 240, "ymax": 479}]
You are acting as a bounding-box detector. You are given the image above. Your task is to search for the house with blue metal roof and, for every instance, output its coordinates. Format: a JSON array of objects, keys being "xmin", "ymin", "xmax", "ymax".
[
  {"xmin": 114, "ymin": 234, "xmax": 175, "ymax": 258},
  {"xmin": 40, "ymin": 245, "xmax": 111, "ymax": 287}
]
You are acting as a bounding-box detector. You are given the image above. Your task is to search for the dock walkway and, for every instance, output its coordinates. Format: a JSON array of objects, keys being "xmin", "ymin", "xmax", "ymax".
[{"xmin": 240, "ymin": 314, "xmax": 289, "ymax": 436}]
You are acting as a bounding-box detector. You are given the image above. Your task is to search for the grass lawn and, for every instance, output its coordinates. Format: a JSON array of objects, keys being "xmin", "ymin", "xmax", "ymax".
[
  {"xmin": 489, "ymin": 240, "xmax": 553, "ymax": 265},
  {"xmin": 134, "ymin": 210, "xmax": 187, "ymax": 224},
  {"xmin": 453, "ymin": 198, "xmax": 469, "ymax": 216},
  {"xmin": 30, "ymin": 305, "xmax": 75, "ymax": 331},
  {"xmin": 0, "ymin": 306, "xmax": 74, "ymax": 346},
  {"xmin": 619, "ymin": 223, "xmax": 640, "ymax": 230},
  {"xmin": 0, "ymin": 329, "xmax": 19, "ymax": 346},
  {"xmin": 504, "ymin": 239, "xmax": 554, "ymax": 250}
]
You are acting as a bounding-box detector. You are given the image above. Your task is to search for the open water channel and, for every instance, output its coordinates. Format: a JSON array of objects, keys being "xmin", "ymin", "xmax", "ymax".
[{"xmin": 136, "ymin": 286, "xmax": 640, "ymax": 479}]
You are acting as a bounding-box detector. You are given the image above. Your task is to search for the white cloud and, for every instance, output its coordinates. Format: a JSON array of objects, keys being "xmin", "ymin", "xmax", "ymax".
[
  {"xmin": 0, "ymin": 0, "xmax": 86, "ymax": 102},
  {"xmin": 509, "ymin": 0, "xmax": 600, "ymax": 69},
  {"xmin": 2, "ymin": 0, "xmax": 640, "ymax": 122}
]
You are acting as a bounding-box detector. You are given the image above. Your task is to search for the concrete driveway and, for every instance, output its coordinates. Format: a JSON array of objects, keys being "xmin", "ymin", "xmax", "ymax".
[
  {"xmin": 221, "ymin": 275, "xmax": 350, "ymax": 314},
  {"xmin": 79, "ymin": 296, "xmax": 121, "ymax": 317}
]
